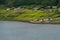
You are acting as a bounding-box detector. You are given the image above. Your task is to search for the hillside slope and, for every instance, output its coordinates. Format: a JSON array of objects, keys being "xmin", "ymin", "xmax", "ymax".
[{"xmin": 0, "ymin": 8, "xmax": 60, "ymax": 24}]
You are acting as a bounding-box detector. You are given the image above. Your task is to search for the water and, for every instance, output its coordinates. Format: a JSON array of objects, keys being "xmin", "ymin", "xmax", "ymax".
[{"xmin": 0, "ymin": 21, "xmax": 60, "ymax": 40}]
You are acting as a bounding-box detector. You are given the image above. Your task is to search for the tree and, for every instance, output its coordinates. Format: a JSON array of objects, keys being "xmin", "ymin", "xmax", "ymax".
[
  {"xmin": 5, "ymin": 0, "xmax": 15, "ymax": 7},
  {"xmin": 0, "ymin": 0, "xmax": 59, "ymax": 7}
]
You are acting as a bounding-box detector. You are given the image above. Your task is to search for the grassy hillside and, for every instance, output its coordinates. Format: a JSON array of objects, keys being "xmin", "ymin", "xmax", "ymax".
[{"xmin": 0, "ymin": 8, "xmax": 60, "ymax": 24}]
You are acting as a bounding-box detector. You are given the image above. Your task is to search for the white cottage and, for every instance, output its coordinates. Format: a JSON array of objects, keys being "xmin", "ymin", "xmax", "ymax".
[
  {"xmin": 32, "ymin": 8, "xmax": 39, "ymax": 10},
  {"xmin": 14, "ymin": 7, "xmax": 21, "ymax": 12},
  {"xmin": 6, "ymin": 8, "xmax": 10, "ymax": 10},
  {"xmin": 52, "ymin": 6, "xmax": 57, "ymax": 9}
]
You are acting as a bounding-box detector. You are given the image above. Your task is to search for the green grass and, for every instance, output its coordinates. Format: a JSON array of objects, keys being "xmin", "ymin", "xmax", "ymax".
[{"xmin": 0, "ymin": 8, "xmax": 60, "ymax": 23}]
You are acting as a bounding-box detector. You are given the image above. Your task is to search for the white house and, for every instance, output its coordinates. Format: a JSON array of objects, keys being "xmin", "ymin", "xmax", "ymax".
[
  {"xmin": 52, "ymin": 6, "xmax": 57, "ymax": 9},
  {"xmin": 14, "ymin": 7, "xmax": 21, "ymax": 12},
  {"xmin": 32, "ymin": 8, "xmax": 39, "ymax": 10},
  {"xmin": 6, "ymin": 8, "xmax": 10, "ymax": 10}
]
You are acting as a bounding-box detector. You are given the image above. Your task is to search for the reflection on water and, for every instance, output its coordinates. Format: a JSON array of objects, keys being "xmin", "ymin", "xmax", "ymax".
[{"xmin": 0, "ymin": 21, "xmax": 60, "ymax": 40}]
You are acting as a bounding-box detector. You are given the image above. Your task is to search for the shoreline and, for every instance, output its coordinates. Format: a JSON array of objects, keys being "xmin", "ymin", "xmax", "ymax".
[{"xmin": 0, "ymin": 20, "xmax": 60, "ymax": 24}]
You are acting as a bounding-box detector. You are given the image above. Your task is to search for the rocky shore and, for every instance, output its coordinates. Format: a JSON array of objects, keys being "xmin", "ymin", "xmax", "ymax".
[{"xmin": 29, "ymin": 18, "xmax": 53, "ymax": 23}]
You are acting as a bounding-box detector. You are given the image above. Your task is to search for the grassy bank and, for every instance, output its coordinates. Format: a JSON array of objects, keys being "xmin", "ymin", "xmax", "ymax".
[{"xmin": 0, "ymin": 8, "xmax": 60, "ymax": 24}]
